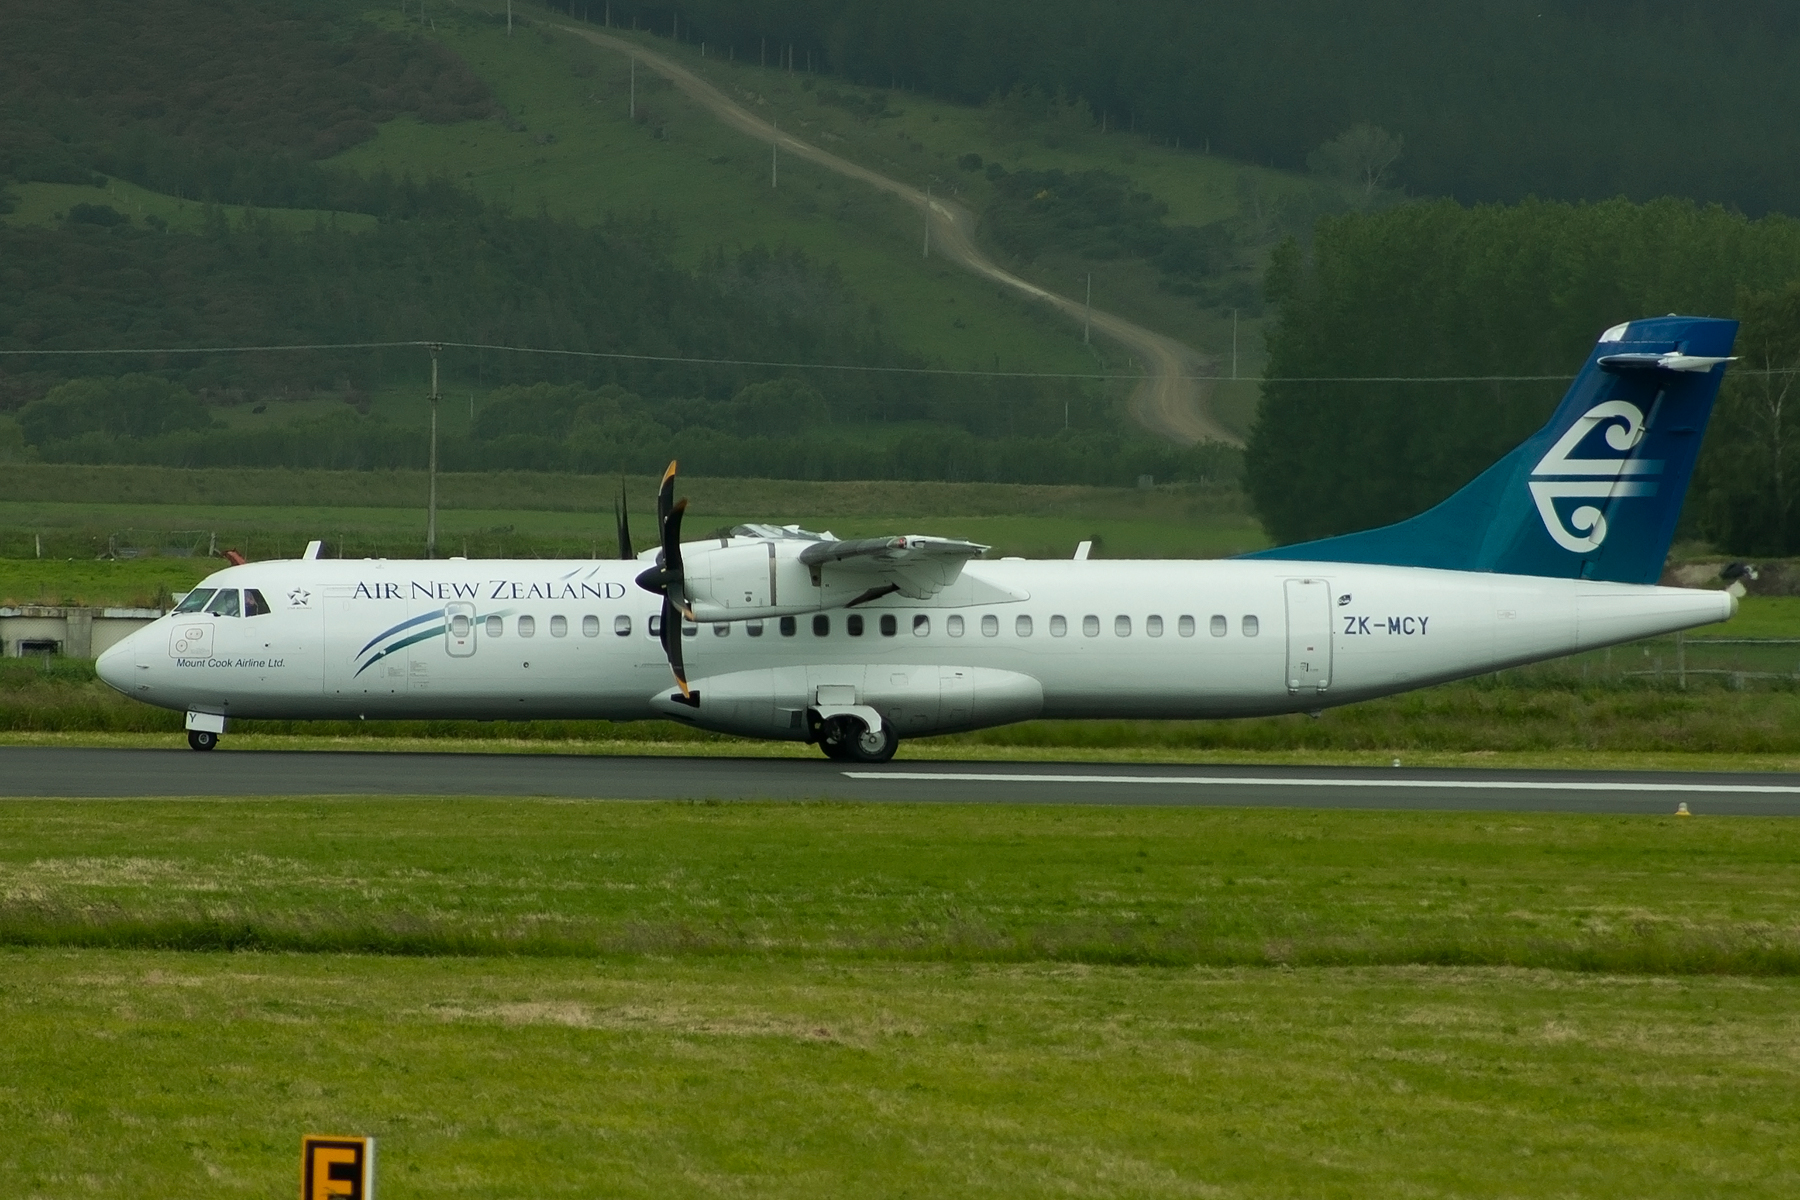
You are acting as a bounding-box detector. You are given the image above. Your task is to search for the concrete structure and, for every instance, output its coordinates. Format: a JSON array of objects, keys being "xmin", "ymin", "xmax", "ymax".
[{"xmin": 0, "ymin": 606, "xmax": 163, "ymax": 660}]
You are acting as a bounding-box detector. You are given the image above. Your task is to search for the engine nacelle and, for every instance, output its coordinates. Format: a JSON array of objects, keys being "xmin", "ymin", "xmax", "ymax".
[
  {"xmin": 670, "ymin": 531, "xmax": 997, "ymax": 623},
  {"xmin": 678, "ymin": 539, "xmax": 862, "ymax": 621}
]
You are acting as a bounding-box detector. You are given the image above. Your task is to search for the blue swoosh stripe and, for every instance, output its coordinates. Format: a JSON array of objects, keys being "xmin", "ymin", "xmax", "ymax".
[
  {"xmin": 354, "ymin": 625, "xmax": 448, "ymax": 677},
  {"xmin": 357, "ymin": 609, "xmax": 444, "ymax": 659}
]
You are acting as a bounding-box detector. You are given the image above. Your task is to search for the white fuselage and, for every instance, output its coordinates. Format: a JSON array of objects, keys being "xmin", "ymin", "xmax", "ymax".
[{"xmin": 97, "ymin": 555, "xmax": 1734, "ymax": 738}]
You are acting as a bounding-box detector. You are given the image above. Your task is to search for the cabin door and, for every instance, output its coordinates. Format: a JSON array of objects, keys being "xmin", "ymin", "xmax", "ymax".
[{"xmin": 1283, "ymin": 578, "xmax": 1333, "ymax": 694}]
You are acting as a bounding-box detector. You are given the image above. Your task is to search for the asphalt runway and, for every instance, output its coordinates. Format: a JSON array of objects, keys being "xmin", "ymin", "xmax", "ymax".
[{"xmin": 3, "ymin": 746, "xmax": 1799, "ymax": 814}]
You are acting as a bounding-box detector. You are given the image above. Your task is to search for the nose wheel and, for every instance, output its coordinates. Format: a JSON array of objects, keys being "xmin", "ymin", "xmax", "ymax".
[
  {"xmin": 187, "ymin": 730, "xmax": 219, "ymax": 752},
  {"xmin": 815, "ymin": 715, "xmax": 898, "ymax": 764}
]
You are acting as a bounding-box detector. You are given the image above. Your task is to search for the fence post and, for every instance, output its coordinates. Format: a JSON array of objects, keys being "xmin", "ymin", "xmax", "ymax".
[{"xmin": 1677, "ymin": 630, "xmax": 1686, "ymax": 690}]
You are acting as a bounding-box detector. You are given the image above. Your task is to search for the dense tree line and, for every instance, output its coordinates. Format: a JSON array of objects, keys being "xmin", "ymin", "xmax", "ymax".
[
  {"xmin": 13, "ymin": 375, "xmax": 1238, "ymax": 488},
  {"xmin": 1245, "ymin": 198, "xmax": 1800, "ymax": 554},
  {"xmin": 0, "ymin": 210, "xmax": 1234, "ymax": 487},
  {"xmin": 0, "ymin": 0, "xmax": 495, "ymax": 213},
  {"xmin": 577, "ymin": 0, "xmax": 1800, "ymax": 216}
]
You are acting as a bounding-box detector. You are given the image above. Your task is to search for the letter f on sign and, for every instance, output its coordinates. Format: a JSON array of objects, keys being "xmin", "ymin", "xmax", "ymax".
[{"xmin": 302, "ymin": 1136, "xmax": 373, "ymax": 1200}]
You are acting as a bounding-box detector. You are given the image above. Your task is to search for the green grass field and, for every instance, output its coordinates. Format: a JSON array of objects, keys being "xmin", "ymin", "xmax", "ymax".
[{"xmin": 1, "ymin": 799, "xmax": 1797, "ymax": 1196}]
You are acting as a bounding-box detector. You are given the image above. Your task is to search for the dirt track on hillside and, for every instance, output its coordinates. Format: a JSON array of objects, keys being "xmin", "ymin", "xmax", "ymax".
[{"xmin": 559, "ymin": 25, "xmax": 1240, "ymax": 447}]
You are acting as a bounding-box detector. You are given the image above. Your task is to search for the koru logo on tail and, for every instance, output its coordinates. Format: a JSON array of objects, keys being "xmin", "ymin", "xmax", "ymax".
[{"xmin": 1528, "ymin": 400, "xmax": 1661, "ymax": 553}]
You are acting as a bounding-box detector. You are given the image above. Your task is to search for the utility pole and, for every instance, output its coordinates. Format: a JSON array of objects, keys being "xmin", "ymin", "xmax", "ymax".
[
  {"xmin": 1083, "ymin": 273, "xmax": 1092, "ymax": 344},
  {"xmin": 1231, "ymin": 308, "xmax": 1239, "ymax": 381},
  {"xmin": 771, "ymin": 120, "xmax": 778, "ymax": 187},
  {"xmin": 922, "ymin": 185, "xmax": 931, "ymax": 257},
  {"xmin": 506, "ymin": 0, "xmax": 511, "ymax": 35},
  {"xmin": 426, "ymin": 343, "xmax": 442, "ymax": 559}
]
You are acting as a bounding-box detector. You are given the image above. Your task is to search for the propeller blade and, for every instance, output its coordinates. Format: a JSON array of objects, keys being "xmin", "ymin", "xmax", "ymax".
[
  {"xmin": 638, "ymin": 460, "xmax": 694, "ymax": 697},
  {"xmin": 615, "ymin": 483, "xmax": 634, "ymax": 560},
  {"xmin": 663, "ymin": 498, "xmax": 688, "ymax": 610},
  {"xmin": 656, "ymin": 459, "xmax": 678, "ymax": 538},
  {"xmin": 660, "ymin": 593, "xmax": 691, "ymax": 697}
]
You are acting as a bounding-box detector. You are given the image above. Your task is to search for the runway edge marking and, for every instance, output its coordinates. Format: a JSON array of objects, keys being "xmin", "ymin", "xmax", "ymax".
[{"xmin": 843, "ymin": 772, "xmax": 1800, "ymax": 795}]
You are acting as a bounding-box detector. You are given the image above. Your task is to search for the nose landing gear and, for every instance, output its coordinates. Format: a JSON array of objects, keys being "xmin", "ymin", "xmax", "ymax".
[{"xmin": 185, "ymin": 711, "xmax": 225, "ymax": 751}]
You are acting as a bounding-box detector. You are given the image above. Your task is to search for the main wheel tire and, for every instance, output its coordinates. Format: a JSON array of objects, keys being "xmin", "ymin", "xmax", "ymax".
[
  {"xmin": 187, "ymin": 729, "xmax": 218, "ymax": 752},
  {"xmin": 846, "ymin": 722, "xmax": 899, "ymax": 764}
]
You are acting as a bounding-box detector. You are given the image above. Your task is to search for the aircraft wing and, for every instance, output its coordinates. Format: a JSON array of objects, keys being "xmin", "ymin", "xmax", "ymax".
[{"xmin": 797, "ymin": 535, "xmax": 989, "ymax": 600}]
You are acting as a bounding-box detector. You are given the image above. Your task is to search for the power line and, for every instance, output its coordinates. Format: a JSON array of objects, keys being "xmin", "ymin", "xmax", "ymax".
[
  {"xmin": 0, "ymin": 338, "xmax": 1790, "ymax": 382},
  {"xmin": 0, "ymin": 340, "xmax": 423, "ymax": 357}
]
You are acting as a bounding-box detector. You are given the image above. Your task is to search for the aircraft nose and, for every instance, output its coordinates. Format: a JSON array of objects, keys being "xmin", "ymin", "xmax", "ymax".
[{"xmin": 95, "ymin": 635, "xmax": 136, "ymax": 695}]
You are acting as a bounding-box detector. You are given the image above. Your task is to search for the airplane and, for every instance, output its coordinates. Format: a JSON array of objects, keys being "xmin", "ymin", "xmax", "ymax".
[{"xmin": 98, "ymin": 314, "xmax": 1739, "ymax": 761}]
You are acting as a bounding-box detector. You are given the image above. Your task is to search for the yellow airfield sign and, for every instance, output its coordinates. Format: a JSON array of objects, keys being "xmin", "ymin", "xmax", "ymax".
[{"xmin": 301, "ymin": 1135, "xmax": 375, "ymax": 1200}]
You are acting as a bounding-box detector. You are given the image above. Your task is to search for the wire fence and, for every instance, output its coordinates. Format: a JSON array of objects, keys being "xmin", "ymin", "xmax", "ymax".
[{"xmin": 1499, "ymin": 633, "xmax": 1800, "ymax": 691}]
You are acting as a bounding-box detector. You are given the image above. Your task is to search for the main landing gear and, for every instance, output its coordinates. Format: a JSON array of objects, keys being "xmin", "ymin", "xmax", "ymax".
[
  {"xmin": 187, "ymin": 729, "xmax": 219, "ymax": 751},
  {"xmin": 814, "ymin": 714, "xmax": 899, "ymax": 764}
]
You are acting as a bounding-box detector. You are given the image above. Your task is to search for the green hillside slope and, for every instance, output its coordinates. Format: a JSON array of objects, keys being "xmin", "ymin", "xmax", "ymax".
[
  {"xmin": 331, "ymin": 10, "xmax": 1093, "ymax": 380},
  {"xmin": 589, "ymin": 0, "xmax": 1800, "ymax": 218}
]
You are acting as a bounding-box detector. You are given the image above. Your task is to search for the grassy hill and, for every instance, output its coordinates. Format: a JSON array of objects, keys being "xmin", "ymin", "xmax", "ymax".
[{"xmin": 327, "ymin": 6, "xmax": 1329, "ymax": 433}]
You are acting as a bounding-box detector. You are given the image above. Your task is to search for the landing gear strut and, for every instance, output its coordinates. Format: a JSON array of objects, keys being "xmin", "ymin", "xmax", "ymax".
[
  {"xmin": 813, "ymin": 714, "xmax": 899, "ymax": 764},
  {"xmin": 187, "ymin": 729, "xmax": 219, "ymax": 752}
]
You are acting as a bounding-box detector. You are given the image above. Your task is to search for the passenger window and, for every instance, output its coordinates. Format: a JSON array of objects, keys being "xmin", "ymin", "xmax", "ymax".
[
  {"xmin": 449, "ymin": 613, "xmax": 472, "ymax": 638},
  {"xmin": 1146, "ymin": 614, "xmax": 1163, "ymax": 637},
  {"xmin": 1082, "ymin": 614, "xmax": 1100, "ymax": 637},
  {"xmin": 682, "ymin": 622, "xmax": 698, "ymax": 638},
  {"xmin": 648, "ymin": 614, "xmax": 662, "ymax": 638},
  {"xmin": 714, "ymin": 623, "xmax": 730, "ymax": 637},
  {"xmin": 1015, "ymin": 614, "xmax": 1032, "ymax": 637},
  {"xmin": 913, "ymin": 615, "xmax": 930, "ymax": 637},
  {"xmin": 550, "ymin": 615, "xmax": 568, "ymax": 638},
  {"xmin": 880, "ymin": 614, "xmax": 897, "ymax": 637},
  {"xmin": 1178, "ymin": 615, "xmax": 1196, "ymax": 637},
  {"xmin": 780, "ymin": 616, "xmax": 797, "ymax": 637},
  {"xmin": 813, "ymin": 614, "xmax": 830, "ymax": 636},
  {"xmin": 587, "ymin": 615, "xmax": 605, "ymax": 637},
  {"xmin": 243, "ymin": 589, "xmax": 271, "ymax": 617},
  {"xmin": 1114, "ymin": 615, "xmax": 1131, "ymax": 637},
  {"xmin": 1243, "ymin": 614, "xmax": 1260, "ymax": 637},
  {"xmin": 205, "ymin": 589, "xmax": 241, "ymax": 617},
  {"xmin": 947, "ymin": 615, "xmax": 965, "ymax": 637},
  {"xmin": 1210, "ymin": 614, "xmax": 1228, "ymax": 637},
  {"xmin": 747, "ymin": 619, "xmax": 765, "ymax": 638},
  {"xmin": 1050, "ymin": 615, "xmax": 1067, "ymax": 637},
  {"xmin": 487, "ymin": 615, "xmax": 504, "ymax": 638},
  {"xmin": 518, "ymin": 615, "xmax": 536, "ymax": 638},
  {"xmin": 173, "ymin": 588, "xmax": 216, "ymax": 614},
  {"xmin": 847, "ymin": 614, "xmax": 864, "ymax": 637},
  {"xmin": 981, "ymin": 614, "xmax": 999, "ymax": 637}
]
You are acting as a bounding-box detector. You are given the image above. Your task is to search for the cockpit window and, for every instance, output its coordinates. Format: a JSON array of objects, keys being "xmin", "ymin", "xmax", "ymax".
[
  {"xmin": 205, "ymin": 589, "xmax": 241, "ymax": 617},
  {"xmin": 243, "ymin": 588, "xmax": 271, "ymax": 617},
  {"xmin": 173, "ymin": 589, "xmax": 216, "ymax": 614}
]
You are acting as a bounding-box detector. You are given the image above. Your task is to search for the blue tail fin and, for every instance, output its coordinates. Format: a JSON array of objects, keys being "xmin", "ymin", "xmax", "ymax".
[{"xmin": 1242, "ymin": 315, "xmax": 1738, "ymax": 584}]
